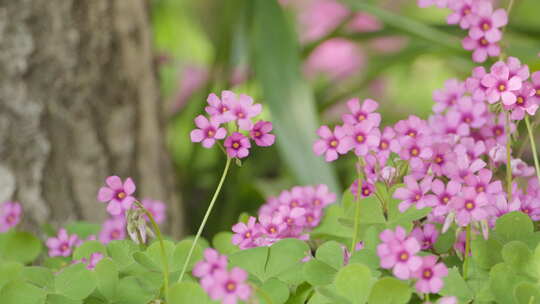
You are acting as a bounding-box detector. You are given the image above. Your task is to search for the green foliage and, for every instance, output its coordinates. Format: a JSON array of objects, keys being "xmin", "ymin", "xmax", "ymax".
[
  {"xmin": 368, "ymin": 277, "xmax": 412, "ymax": 304},
  {"xmin": 169, "ymin": 282, "xmax": 210, "ymax": 304},
  {"xmin": 54, "ymin": 263, "xmax": 97, "ymax": 300},
  {"xmin": 0, "ymin": 231, "xmax": 42, "ymax": 264}
]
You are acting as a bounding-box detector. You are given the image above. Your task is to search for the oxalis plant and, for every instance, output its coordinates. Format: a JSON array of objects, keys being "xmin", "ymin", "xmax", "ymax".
[{"xmin": 2, "ymin": 0, "xmax": 540, "ymax": 304}]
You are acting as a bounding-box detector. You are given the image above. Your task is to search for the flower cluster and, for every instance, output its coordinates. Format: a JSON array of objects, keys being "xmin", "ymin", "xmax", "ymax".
[
  {"xmin": 190, "ymin": 91, "xmax": 275, "ymax": 159},
  {"xmin": 420, "ymin": 0, "xmax": 508, "ymax": 63},
  {"xmin": 0, "ymin": 201, "xmax": 22, "ymax": 232},
  {"xmin": 193, "ymin": 248, "xmax": 251, "ymax": 304},
  {"xmin": 378, "ymin": 226, "xmax": 448, "ymax": 293},
  {"xmin": 231, "ymin": 185, "xmax": 336, "ymax": 249}
]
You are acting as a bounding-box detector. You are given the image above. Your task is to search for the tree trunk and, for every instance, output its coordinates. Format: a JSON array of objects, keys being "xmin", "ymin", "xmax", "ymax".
[{"xmin": 0, "ymin": 0, "xmax": 185, "ymax": 237}]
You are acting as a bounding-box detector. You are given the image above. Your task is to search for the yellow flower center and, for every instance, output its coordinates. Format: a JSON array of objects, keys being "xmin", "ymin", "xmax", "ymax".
[
  {"xmin": 356, "ymin": 135, "xmax": 365, "ymax": 143},
  {"xmin": 232, "ymin": 142, "xmax": 240, "ymax": 149},
  {"xmin": 465, "ymin": 201, "xmax": 475, "ymax": 210},
  {"xmin": 498, "ymin": 84, "xmax": 506, "ymax": 92},
  {"xmin": 330, "ymin": 140, "xmax": 338, "ymax": 148},
  {"xmin": 117, "ymin": 192, "xmax": 126, "ymax": 199},
  {"xmin": 226, "ymin": 282, "xmax": 236, "ymax": 292},
  {"xmin": 411, "ymin": 148, "xmax": 420, "ymax": 156},
  {"xmin": 517, "ymin": 96, "xmax": 525, "ymax": 105}
]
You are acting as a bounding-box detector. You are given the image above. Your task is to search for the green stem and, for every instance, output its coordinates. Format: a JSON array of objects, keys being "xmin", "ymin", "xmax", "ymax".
[
  {"xmin": 525, "ymin": 116, "xmax": 540, "ymax": 185},
  {"xmin": 178, "ymin": 157, "xmax": 232, "ymax": 282},
  {"xmin": 350, "ymin": 191, "xmax": 362, "ymax": 253},
  {"xmin": 350, "ymin": 158, "xmax": 363, "ymax": 253},
  {"xmin": 505, "ymin": 111, "xmax": 513, "ymax": 202},
  {"xmin": 135, "ymin": 201, "xmax": 169, "ymax": 302},
  {"xmin": 463, "ymin": 225, "xmax": 471, "ymax": 281}
]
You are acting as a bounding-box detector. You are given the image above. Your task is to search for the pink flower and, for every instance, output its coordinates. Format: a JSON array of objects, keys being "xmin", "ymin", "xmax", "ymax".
[
  {"xmin": 466, "ymin": 66, "xmax": 489, "ymax": 101},
  {"xmin": 205, "ymin": 91, "xmax": 236, "ymax": 123},
  {"xmin": 506, "ymin": 56, "xmax": 530, "ymax": 80},
  {"xmin": 509, "ymin": 82, "xmax": 537, "ymax": 120},
  {"xmin": 232, "ymin": 217, "xmax": 260, "ymax": 249},
  {"xmin": 277, "ymin": 205, "xmax": 306, "ymax": 231},
  {"xmin": 201, "ymin": 267, "xmax": 251, "ymax": 304},
  {"xmin": 141, "ymin": 199, "xmax": 166, "ymax": 225},
  {"xmin": 229, "ymin": 94, "xmax": 262, "ymax": 130},
  {"xmin": 99, "ymin": 217, "xmax": 126, "ymax": 244},
  {"xmin": 304, "ymin": 38, "xmax": 364, "ymax": 80},
  {"xmin": 258, "ymin": 214, "xmax": 287, "ymax": 240},
  {"xmin": 193, "ymin": 248, "xmax": 228, "ymax": 279},
  {"xmin": 431, "ymin": 179, "xmax": 462, "ymax": 217},
  {"xmin": 377, "ymin": 126, "xmax": 400, "ymax": 159},
  {"xmin": 444, "ymin": 154, "xmax": 486, "ymax": 182},
  {"xmin": 447, "ymin": 0, "xmax": 476, "ymax": 29},
  {"xmin": 482, "ymin": 61, "xmax": 523, "ymax": 105},
  {"xmin": 488, "ymin": 144, "xmax": 507, "ymax": 164},
  {"xmin": 455, "ymin": 96, "xmax": 487, "ymax": 128},
  {"xmin": 46, "ymin": 228, "xmax": 80, "ymax": 257},
  {"xmin": 432, "ymin": 79, "xmax": 466, "ymax": 113},
  {"xmin": 412, "ymin": 255, "xmax": 448, "ymax": 293},
  {"xmin": 451, "ymin": 187, "xmax": 489, "ymax": 226},
  {"xmin": 224, "ymin": 132, "xmax": 251, "ymax": 159},
  {"xmin": 398, "ymin": 136, "xmax": 433, "ymax": 166},
  {"xmin": 464, "ymin": 168, "xmax": 503, "ymax": 197},
  {"xmin": 468, "ymin": 2, "xmax": 507, "ymax": 43},
  {"xmin": 304, "ymin": 184, "xmax": 336, "ymax": 209},
  {"xmin": 0, "ymin": 201, "xmax": 22, "ymax": 232},
  {"xmin": 518, "ymin": 196, "xmax": 540, "ymax": 221},
  {"xmin": 411, "ymin": 224, "xmax": 439, "ymax": 250},
  {"xmin": 313, "ymin": 125, "xmax": 351, "ymax": 162},
  {"xmin": 462, "ymin": 35, "xmax": 501, "ymax": 63},
  {"xmin": 342, "ymin": 120, "xmax": 381, "ymax": 156},
  {"xmin": 249, "ymin": 121, "xmax": 275, "ymax": 147},
  {"xmin": 377, "ymin": 226, "xmax": 422, "ymax": 279},
  {"xmin": 342, "ymin": 98, "xmax": 381, "ymax": 126},
  {"xmin": 351, "ymin": 179, "xmax": 375, "ymax": 199},
  {"xmin": 531, "ymin": 71, "xmax": 540, "ymax": 104},
  {"xmin": 97, "ymin": 176, "xmax": 137, "ymax": 216},
  {"xmin": 394, "ymin": 115, "xmax": 429, "ymax": 139},
  {"xmin": 430, "ymin": 142, "xmax": 457, "ymax": 176},
  {"xmin": 172, "ymin": 65, "xmax": 208, "ymax": 112},
  {"xmin": 190, "ymin": 115, "xmax": 227, "ymax": 148},
  {"xmin": 511, "ymin": 158, "xmax": 535, "ymax": 177},
  {"xmin": 298, "ymin": 0, "xmax": 349, "ymax": 42},
  {"xmin": 394, "ymin": 175, "xmax": 436, "ymax": 212},
  {"xmin": 455, "ymin": 137, "xmax": 486, "ymax": 161}
]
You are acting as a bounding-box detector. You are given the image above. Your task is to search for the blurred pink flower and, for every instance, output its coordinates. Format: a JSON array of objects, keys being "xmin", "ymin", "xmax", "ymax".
[{"xmin": 304, "ymin": 38, "xmax": 364, "ymax": 80}]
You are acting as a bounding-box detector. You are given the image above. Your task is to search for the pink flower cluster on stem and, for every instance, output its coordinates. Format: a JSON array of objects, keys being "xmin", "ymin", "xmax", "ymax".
[{"xmin": 191, "ymin": 91, "xmax": 275, "ymax": 159}]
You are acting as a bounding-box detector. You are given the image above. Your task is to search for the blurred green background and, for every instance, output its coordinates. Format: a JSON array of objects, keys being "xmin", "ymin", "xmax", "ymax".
[{"xmin": 150, "ymin": 0, "xmax": 540, "ymax": 237}]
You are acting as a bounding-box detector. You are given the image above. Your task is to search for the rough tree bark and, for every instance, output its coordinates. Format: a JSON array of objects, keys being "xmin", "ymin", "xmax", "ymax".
[{"xmin": 0, "ymin": 0, "xmax": 185, "ymax": 237}]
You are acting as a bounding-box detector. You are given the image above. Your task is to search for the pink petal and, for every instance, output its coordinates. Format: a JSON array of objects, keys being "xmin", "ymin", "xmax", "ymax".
[
  {"xmin": 124, "ymin": 178, "xmax": 136, "ymax": 195},
  {"xmin": 194, "ymin": 115, "xmax": 210, "ymax": 129},
  {"xmin": 106, "ymin": 176, "xmax": 123, "ymax": 190},
  {"xmin": 190, "ymin": 129, "xmax": 204, "ymax": 142},
  {"xmin": 492, "ymin": 9, "xmax": 508, "ymax": 27},
  {"xmin": 97, "ymin": 187, "xmax": 114, "ymax": 202}
]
